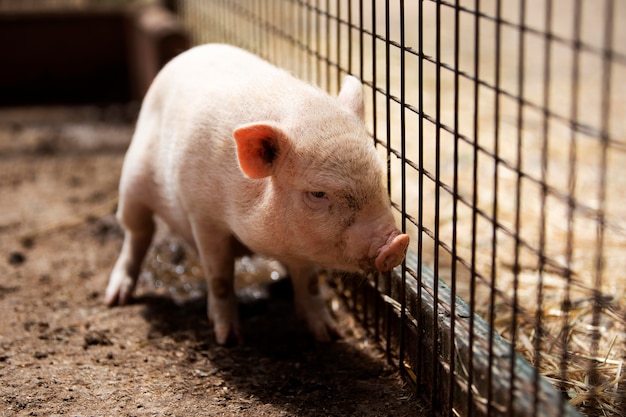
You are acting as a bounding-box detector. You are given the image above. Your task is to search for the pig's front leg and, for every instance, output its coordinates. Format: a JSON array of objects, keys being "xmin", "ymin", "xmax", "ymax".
[
  {"xmin": 289, "ymin": 264, "xmax": 341, "ymax": 342},
  {"xmin": 193, "ymin": 228, "xmax": 241, "ymax": 345}
]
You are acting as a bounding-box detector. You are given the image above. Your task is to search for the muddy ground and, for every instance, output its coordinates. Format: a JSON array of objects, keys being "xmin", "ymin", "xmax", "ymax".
[{"xmin": 0, "ymin": 106, "xmax": 427, "ymax": 416}]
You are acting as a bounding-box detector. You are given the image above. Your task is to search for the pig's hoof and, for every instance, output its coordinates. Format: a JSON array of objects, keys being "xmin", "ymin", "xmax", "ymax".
[
  {"xmin": 104, "ymin": 272, "xmax": 135, "ymax": 306},
  {"xmin": 213, "ymin": 322, "xmax": 243, "ymax": 346},
  {"xmin": 208, "ymin": 298, "xmax": 242, "ymax": 345},
  {"xmin": 104, "ymin": 288, "xmax": 133, "ymax": 306},
  {"xmin": 306, "ymin": 316, "xmax": 343, "ymax": 342}
]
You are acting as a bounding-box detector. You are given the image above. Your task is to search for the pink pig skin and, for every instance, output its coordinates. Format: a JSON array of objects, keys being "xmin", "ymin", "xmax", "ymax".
[{"xmin": 105, "ymin": 44, "xmax": 409, "ymax": 345}]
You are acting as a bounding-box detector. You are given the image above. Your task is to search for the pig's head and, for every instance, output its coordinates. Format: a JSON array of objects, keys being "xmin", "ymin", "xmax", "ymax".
[{"xmin": 232, "ymin": 76, "xmax": 409, "ymax": 274}]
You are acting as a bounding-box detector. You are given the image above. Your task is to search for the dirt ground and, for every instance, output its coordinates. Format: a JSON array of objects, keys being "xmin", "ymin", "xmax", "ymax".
[{"xmin": 0, "ymin": 106, "xmax": 427, "ymax": 417}]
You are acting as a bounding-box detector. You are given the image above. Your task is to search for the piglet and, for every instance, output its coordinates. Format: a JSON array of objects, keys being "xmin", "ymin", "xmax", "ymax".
[{"xmin": 105, "ymin": 44, "xmax": 409, "ymax": 344}]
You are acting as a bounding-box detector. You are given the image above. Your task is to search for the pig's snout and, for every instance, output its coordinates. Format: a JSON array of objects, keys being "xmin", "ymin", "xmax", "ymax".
[{"xmin": 375, "ymin": 233, "xmax": 410, "ymax": 272}]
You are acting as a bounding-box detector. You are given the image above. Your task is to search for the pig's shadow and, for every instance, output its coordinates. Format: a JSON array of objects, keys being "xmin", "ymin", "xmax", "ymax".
[{"xmin": 138, "ymin": 278, "xmax": 411, "ymax": 416}]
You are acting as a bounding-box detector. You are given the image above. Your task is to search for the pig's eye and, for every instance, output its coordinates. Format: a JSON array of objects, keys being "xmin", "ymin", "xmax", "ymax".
[{"xmin": 304, "ymin": 191, "xmax": 330, "ymax": 210}]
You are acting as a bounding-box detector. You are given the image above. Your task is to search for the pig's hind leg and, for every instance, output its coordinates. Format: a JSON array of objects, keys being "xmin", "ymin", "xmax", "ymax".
[
  {"xmin": 105, "ymin": 199, "xmax": 155, "ymax": 306},
  {"xmin": 289, "ymin": 265, "xmax": 342, "ymax": 342}
]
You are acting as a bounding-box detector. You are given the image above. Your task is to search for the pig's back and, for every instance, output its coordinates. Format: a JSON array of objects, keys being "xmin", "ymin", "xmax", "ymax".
[
  {"xmin": 149, "ymin": 42, "xmax": 337, "ymax": 174},
  {"xmin": 156, "ymin": 43, "xmax": 310, "ymax": 111}
]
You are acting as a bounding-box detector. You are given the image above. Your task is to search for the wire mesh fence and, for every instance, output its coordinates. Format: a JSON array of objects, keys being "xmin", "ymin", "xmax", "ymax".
[{"xmin": 171, "ymin": 1, "xmax": 625, "ymax": 416}]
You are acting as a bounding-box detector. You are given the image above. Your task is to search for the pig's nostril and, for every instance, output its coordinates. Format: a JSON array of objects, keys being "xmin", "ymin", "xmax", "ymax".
[{"xmin": 375, "ymin": 233, "xmax": 409, "ymax": 272}]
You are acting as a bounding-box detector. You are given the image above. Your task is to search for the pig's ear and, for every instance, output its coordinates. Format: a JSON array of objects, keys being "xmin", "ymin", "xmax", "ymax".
[
  {"xmin": 337, "ymin": 75, "xmax": 365, "ymax": 121},
  {"xmin": 233, "ymin": 123, "xmax": 287, "ymax": 179}
]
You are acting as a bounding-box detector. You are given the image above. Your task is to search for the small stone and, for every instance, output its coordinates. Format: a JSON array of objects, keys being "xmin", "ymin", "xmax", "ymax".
[{"xmin": 8, "ymin": 252, "xmax": 25, "ymax": 265}]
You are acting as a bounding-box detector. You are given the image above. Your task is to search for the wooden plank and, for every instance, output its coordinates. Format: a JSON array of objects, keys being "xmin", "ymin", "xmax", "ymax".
[{"xmin": 335, "ymin": 251, "xmax": 584, "ymax": 417}]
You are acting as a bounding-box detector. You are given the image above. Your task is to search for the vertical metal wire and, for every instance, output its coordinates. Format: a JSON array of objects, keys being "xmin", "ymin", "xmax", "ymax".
[
  {"xmin": 269, "ymin": 1, "xmax": 276, "ymax": 62},
  {"xmin": 509, "ymin": 1, "xmax": 526, "ymax": 415},
  {"xmin": 356, "ymin": 0, "xmax": 368, "ymax": 337},
  {"xmin": 300, "ymin": 1, "xmax": 307, "ymax": 81},
  {"xmin": 590, "ymin": 0, "xmax": 614, "ymax": 406},
  {"xmin": 335, "ymin": 0, "xmax": 341, "ymax": 90},
  {"xmin": 209, "ymin": 0, "xmax": 215, "ymax": 40},
  {"xmin": 433, "ymin": 0, "xmax": 442, "ymax": 411},
  {"xmin": 346, "ymin": 0, "xmax": 352, "ymax": 77},
  {"xmin": 398, "ymin": 0, "xmax": 408, "ymax": 387},
  {"xmin": 222, "ymin": 0, "xmax": 229, "ymax": 43},
  {"xmin": 561, "ymin": 0, "xmax": 582, "ymax": 409},
  {"xmin": 534, "ymin": 0, "xmax": 552, "ymax": 415},
  {"xmin": 487, "ymin": 1, "xmax": 502, "ymax": 415},
  {"xmin": 469, "ymin": 1, "xmax": 481, "ymax": 415},
  {"xmin": 228, "ymin": 0, "xmax": 235, "ymax": 44},
  {"xmin": 292, "ymin": 1, "xmax": 298, "ymax": 71},
  {"xmin": 280, "ymin": 0, "xmax": 287, "ymax": 69},
  {"xmin": 263, "ymin": 1, "xmax": 269, "ymax": 54},
  {"xmin": 383, "ymin": 0, "xmax": 393, "ymax": 364},
  {"xmin": 314, "ymin": 0, "xmax": 321, "ymax": 87},
  {"xmin": 325, "ymin": 0, "xmax": 331, "ymax": 92},
  {"xmin": 296, "ymin": 1, "xmax": 303, "ymax": 80},
  {"xmin": 261, "ymin": 1, "xmax": 270, "ymax": 59},
  {"xmin": 203, "ymin": 0, "xmax": 210, "ymax": 41},
  {"xmin": 370, "ymin": 0, "xmax": 381, "ymax": 345},
  {"xmin": 384, "ymin": 1, "xmax": 391, "ymax": 196},
  {"xmin": 251, "ymin": 1, "xmax": 259, "ymax": 55},
  {"xmin": 207, "ymin": 0, "xmax": 213, "ymax": 42},
  {"xmin": 416, "ymin": 0, "xmax": 426, "ymax": 401},
  {"xmin": 449, "ymin": 1, "xmax": 461, "ymax": 415},
  {"xmin": 358, "ymin": 0, "xmax": 364, "ymax": 82}
]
